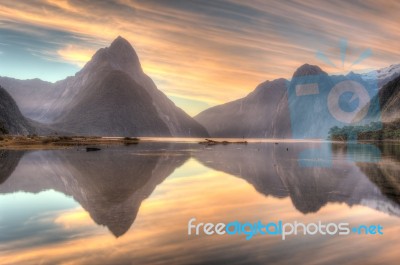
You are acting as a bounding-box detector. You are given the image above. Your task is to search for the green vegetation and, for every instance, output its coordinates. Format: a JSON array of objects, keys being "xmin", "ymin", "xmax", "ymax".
[{"xmin": 329, "ymin": 121, "xmax": 400, "ymax": 141}]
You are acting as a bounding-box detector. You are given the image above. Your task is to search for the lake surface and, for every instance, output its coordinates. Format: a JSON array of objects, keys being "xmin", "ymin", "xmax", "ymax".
[{"xmin": 0, "ymin": 141, "xmax": 400, "ymax": 265}]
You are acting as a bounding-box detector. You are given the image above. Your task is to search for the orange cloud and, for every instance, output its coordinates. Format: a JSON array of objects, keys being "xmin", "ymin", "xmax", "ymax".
[
  {"xmin": 0, "ymin": 0, "xmax": 399, "ymax": 115},
  {"xmin": 57, "ymin": 45, "xmax": 95, "ymax": 67},
  {"xmin": 54, "ymin": 207, "xmax": 94, "ymax": 229}
]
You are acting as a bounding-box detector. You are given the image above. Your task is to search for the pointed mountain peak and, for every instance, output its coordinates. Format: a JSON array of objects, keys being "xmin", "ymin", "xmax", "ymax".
[
  {"xmin": 109, "ymin": 36, "xmax": 133, "ymax": 50},
  {"xmin": 81, "ymin": 36, "xmax": 142, "ymax": 78},
  {"xmin": 292, "ymin": 64, "xmax": 326, "ymax": 78},
  {"xmin": 115, "ymin": 35, "xmax": 127, "ymax": 42},
  {"xmin": 107, "ymin": 36, "xmax": 138, "ymax": 59}
]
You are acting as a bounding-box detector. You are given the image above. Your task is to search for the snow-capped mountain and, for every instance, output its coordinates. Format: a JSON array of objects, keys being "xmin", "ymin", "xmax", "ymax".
[{"xmin": 361, "ymin": 64, "xmax": 400, "ymax": 89}]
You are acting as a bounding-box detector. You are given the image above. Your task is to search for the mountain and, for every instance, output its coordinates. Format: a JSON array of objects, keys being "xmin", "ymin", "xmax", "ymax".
[
  {"xmin": 330, "ymin": 78, "xmax": 400, "ymax": 140},
  {"xmin": 0, "ymin": 85, "xmax": 36, "ymax": 135},
  {"xmin": 372, "ymin": 75, "xmax": 400, "ymax": 123},
  {"xmin": 1, "ymin": 40, "xmax": 398, "ymax": 138},
  {"xmin": 194, "ymin": 64, "xmax": 332, "ymax": 139},
  {"xmin": 0, "ymin": 36, "xmax": 208, "ymax": 137},
  {"xmin": 361, "ymin": 64, "xmax": 400, "ymax": 89},
  {"xmin": 196, "ymin": 63, "xmax": 392, "ymax": 139},
  {"xmin": 353, "ymin": 74, "xmax": 400, "ymax": 124},
  {"xmin": 348, "ymin": 75, "xmax": 400, "ymax": 140},
  {"xmin": 195, "ymin": 78, "xmax": 291, "ymax": 138},
  {"xmin": 0, "ymin": 77, "xmax": 60, "ymax": 122},
  {"xmin": 286, "ymin": 64, "xmax": 379, "ymax": 138},
  {"xmin": 292, "ymin": 63, "xmax": 325, "ymax": 77},
  {"xmin": 53, "ymin": 70, "xmax": 172, "ymax": 136}
]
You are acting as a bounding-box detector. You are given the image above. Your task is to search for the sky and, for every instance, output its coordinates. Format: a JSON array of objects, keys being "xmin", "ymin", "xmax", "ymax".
[{"xmin": 0, "ymin": 0, "xmax": 399, "ymax": 115}]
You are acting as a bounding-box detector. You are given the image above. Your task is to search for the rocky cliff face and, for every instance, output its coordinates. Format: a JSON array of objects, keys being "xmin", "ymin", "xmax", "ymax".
[
  {"xmin": 373, "ymin": 75, "xmax": 400, "ymax": 123},
  {"xmin": 0, "ymin": 85, "xmax": 36, "ymax": 135},
  {"xmin": 53, "ymin": 70, "xmax": 172, "ymax": 136}
]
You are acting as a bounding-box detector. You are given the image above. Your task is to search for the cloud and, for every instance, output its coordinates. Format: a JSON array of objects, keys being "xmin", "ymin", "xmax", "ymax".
[
  {"xmin": 57, "ymin": 45, "xmax": 95, "ymax": 67},
  {"xmin": 0, "ymin": 0, "xmax": 399, "ymax": 114}
]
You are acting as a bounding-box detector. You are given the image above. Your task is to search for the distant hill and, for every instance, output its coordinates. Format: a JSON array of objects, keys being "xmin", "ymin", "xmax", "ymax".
[
  {"xmin": 195, "ymin": 78, "xmax": 291, "ymax": 138},
  {"xmin": 0, "ymin": 77, "xmax": 58, "ymax": 122}
]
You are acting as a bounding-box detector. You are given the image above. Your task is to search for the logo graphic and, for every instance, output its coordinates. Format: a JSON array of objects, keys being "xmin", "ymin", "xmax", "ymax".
[
  {"xmin": 188, "ymin": 218, "xmax": 384, "ymax": 241},
  {"xmin": 327, "ymin": 80, "xmax": 371, "ymax": 123},
  {"xmin": 316, "ymin": 39, "xmax": 373, "ymax": 70},
  {"xmin": 287, "ymin": 39, "xmax": 382, "ymax": 167}
]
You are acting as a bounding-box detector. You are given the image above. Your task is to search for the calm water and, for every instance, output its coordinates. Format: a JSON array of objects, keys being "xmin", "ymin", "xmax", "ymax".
[{"xmin": 0, "ymin": 141, "xmax": 400, "ymax": 265}]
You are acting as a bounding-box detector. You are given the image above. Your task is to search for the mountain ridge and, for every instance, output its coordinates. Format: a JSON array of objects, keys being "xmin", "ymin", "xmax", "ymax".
[
  {"xmin": 1, "ymin": 38, "xmax": 399, "ymax": 138},
  {"xmin": 195, "ymin": 78, "xmax": 291, "ymax": 138},
  {"xmin": 196, "ymin": 63, "xmax": 400, "ymax": 139},
  {"xmin": 0, "ymin": 37, "xmax": 208, "ymax": 137}
]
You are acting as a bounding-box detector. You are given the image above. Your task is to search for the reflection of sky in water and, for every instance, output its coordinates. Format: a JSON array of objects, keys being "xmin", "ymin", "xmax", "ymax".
[
  {"xmin": 0, "ymin": 191, "xmax": 78, "ymax": 246},
  {"xmin": 0, "ymin": 144, "xmax": 400, "ymax": 264}
]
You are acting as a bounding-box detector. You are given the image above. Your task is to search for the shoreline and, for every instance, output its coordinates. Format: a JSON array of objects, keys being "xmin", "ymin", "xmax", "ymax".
[
  {"xmin": 0, "ymin": 135, "xmax": 142, "ymax": 150},
  {"xmin": 1, "ymin": 135, "xmax": 399, "ymax": 150}
]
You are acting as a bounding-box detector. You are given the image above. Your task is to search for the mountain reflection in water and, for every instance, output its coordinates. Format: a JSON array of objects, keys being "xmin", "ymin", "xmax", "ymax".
[{"xmin": 0, "ymin": 141, "xmax": 399, "ymax": 265}]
